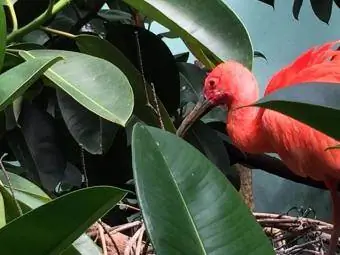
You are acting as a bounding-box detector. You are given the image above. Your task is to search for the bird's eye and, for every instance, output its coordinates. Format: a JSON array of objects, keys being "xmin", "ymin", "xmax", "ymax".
[{"xmin": 208, "ymin": 79, "xmax": 216, "ymax": 89}]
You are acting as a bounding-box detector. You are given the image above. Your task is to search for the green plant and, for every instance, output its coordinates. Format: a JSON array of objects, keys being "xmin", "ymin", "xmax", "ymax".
[{"xmin": 0, "ymin": 0, "xmax": 337, "ymax": 254}]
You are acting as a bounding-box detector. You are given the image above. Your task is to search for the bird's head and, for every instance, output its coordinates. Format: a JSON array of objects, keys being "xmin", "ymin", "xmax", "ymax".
[{"xmin": 176, "ymin": 60, "xmax": 256, "ymax": 137}]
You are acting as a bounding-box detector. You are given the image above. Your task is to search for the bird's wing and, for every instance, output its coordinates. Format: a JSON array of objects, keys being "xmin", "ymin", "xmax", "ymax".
[{"xmin": 264, "ymin": 40, "xmax": 340, "ymax": 96}]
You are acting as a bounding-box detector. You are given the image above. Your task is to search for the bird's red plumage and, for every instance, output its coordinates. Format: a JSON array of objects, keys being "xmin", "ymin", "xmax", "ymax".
[
  {"xmin": 203, "ymin": 40, "xmax": 340, "ymax": 254},
  {"xmin": 265, "ymin": 40, "xmax": 340, "ymax": 95}
]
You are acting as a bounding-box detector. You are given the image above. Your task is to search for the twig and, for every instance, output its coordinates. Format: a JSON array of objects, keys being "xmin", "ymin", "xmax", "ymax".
[
  {"xmin": 280, "ymin": 239, "xmax": 321, "ymax": 254},
  {"xmin": 98, "ymin": 222, "xmax": 108, "ymax": 255},
  {"xmin": 6, "ymin": 0, "xmax": 70, "ymax": 43},
  {"xmin": 109, "ymin": 221, "xmax": 142, "ymax": 235},
  {"xmin": 135, "ymin": 224, "xmax": 146, "ymax": 255},
  {"xmin": 0, "ymin": 153, "xmax": 23, "ymax": 216},
  {"xmin": 124, "ymin": 225, "xmax": 144, "ymax": 255},
  {"xmin": 118, "ymin": 203, "xmax": 140, "ymax": 211},
  {"xmin": 5, "ymin": 0, "xmax": 18, "ymax": 32},
  {"xmin": 98, "ymin": 220, "xmax": 116, "ymax": 249},
  {"xmin": 80, "ymin": 147, "xmax": 88, "ymax": 187},
  {"xmin": 40, "ymin": 26, "xmax": 76, "ymax": 39}
]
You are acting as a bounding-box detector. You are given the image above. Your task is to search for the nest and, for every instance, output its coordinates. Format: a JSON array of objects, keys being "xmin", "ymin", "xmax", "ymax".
[{"xmin": 86, "ymin": 206, "xmax": 337, "ymax": 255}]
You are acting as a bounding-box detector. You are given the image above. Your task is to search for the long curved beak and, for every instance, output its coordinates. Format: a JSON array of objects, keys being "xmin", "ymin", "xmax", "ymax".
[{"xmin": 176, "ymin": 96, "xmax": 214, "ymax": 137}]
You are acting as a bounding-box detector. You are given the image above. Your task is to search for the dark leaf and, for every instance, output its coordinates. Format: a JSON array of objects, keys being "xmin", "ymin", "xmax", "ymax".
[
  {"xmin": 18, "ymin": 101, "xmax": 82, "ymax": 193},
  {"xmin": 335, "ymin": 0, "xmax": 340, "ymax": 8},
  {"xmin": 57, "ymin": 89, "xmax": 119, "ymax": 155},
  {"xmin": 123, "ymin": 0, "xmax": 254, "ymax": 69},
  {"xmin": 0, "ymin": 186, "xmax": 126, "ymax": 255},
  {"xmin": 132, "ymin": 124, "xmax": 274, "ymax": 255},
  {"xmin": 258, "ymin": 0, "xmax": 275, "ymax": 7},
  {"xmin": 293, "ymin": 0, "xmax": 304, "ymax": 20},
  {"xmin": 157, "ymin": 31, "xmax": 178, "ymax": 39},
  {"xmin": 184, "ymin": 120, "xmax": 240, "ymax": 189},
  {"xmin": 254, "ymin": 50, "xmax": 267, "ymax": 61},
  {"xmin": 310, "ymin": 0, "xmax": 333, "ymax": 23},
  {"xmin": 174, "ymin": 52, "xmax": 189, "ymax": 63},
  {"xmin": 254, "ymin": 82, "xmax": 340, "ymax": 142},
  {"xmin": 177, "ymin": 63, "xmax": 206, "ymax": 107},
  {"xmin": 105, "ymin": 24, "xmax": 180, "ymax": 115},
  {"xmin": 97, "ymin": 9, "xmax": 133, "ymax": 24}
]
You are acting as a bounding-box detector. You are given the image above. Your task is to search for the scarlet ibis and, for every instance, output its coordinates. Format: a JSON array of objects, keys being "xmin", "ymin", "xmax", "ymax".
[{"xmin": 177, "ymin": 40, "xmax": 340, "ymax": 255}]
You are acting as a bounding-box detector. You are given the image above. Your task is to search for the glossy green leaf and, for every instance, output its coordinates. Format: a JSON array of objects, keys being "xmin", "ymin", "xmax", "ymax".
[
  {"xmin": 0, "ymin": 186, "xmax": 126, "ymax": 255},
  {"xmin": 254, "ymin": 82, "xmax": 340, "ymax": 141},
  {"xmin": 19, "ymin": 50, "xmax": 134, "ymax": 126},
  {"xmin": 132, "ymin": 124, "xmax": 274, "ymax": 255},
  {"xmin": 0, "ymin": 55, "xmax": 62, "ymax": 111},
  {"xmin": 57, "ymin": 89, "xmax": 119, "ymax": 155},
  {"xmin": 0, "ymin": 4, "xmax": 6, "ymax": 71},
  {"xmin": 123, "ymin": 0, "xmax": 254, "ymax": 69},
  {"xmin": 185, "ymin": 121, "xmax": 240, "ymax": 189},
  {"xmin": 0, "ymin": 191, "xmax": 5, "ymax": 228},
  {"xmin": 0, "ymin": 170, "xmax": 101, "ymax": 255},
  {"xmin": 75, "ymin": 34, "xmax": 176, "ymax": 132}
]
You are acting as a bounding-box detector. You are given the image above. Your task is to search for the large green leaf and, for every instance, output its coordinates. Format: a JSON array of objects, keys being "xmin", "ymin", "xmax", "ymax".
[
  {"xmin": 0, "ymin": 55, "xmax": 62, "ymax": 111},
  {"xmin": 123, "ymin": 0, "xmax": 253, "ymax": 69},
  {"xmin": 132, "ymin": 124, "xmax": 274, "ymax": 255},
  {"xmin": 254, "ymin": 82, "xmax": 340, "ymax": 141},
  {"xmin": 75, "ymin": 34, "xmax": 176, "ymax": 132},
  {"xmin": 0, "ymin": 4, "xmax": 6, "ymax": 71},
  {"xmin": 0, "ymin": 170, "xmax": 101, "ymax": 255},
  {"xmin": 19, "ymin": 50, "xmax": 134, "ymax": 127},
  {"xmin": 57, "ymin": 89, "xmax": 119, "ymax": 155},
  {"xmin": 0, "ymin": 186, "xmax": 126, "ymax": 255}
]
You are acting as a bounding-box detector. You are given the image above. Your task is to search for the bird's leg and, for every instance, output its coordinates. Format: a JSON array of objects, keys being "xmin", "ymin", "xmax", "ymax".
[{"xmin": 325, "ymin": 179, "xmax": 340, "ymax": 255}]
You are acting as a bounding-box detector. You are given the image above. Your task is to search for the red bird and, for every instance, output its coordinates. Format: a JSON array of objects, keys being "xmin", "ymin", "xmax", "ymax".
[{"xmin": 177, "ymin": 40, "xmax": 340, "ymax": 255}]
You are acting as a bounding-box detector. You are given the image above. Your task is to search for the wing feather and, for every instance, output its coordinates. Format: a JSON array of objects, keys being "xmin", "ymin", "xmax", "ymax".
[{"xmin": 264, "ymin": 40, "xmax": 340, "ymax": 96}]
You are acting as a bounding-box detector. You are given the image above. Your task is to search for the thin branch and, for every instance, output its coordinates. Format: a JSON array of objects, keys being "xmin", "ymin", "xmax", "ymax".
[
  {"xmin": 98, "ymin": 222, "xmax": 108, "ymax": 255},
  {"xmin": 5, "ymin": 0, "xmax": 18, "ymax": 32},
  {"xmin": 6, "ymin": 0, "xmax": 71, "ymax": 43},
  {"xmin": 40, "ymin": 26, "xmax": 76, "ymax": 39},
  {"xmin": 0, "ymin": 153, "xmax": 23, "ymax": 216}
]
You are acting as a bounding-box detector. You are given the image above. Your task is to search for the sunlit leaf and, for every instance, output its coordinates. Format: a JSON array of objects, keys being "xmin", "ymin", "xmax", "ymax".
[
  {"xmin": 123, "ymin": 0, "xmax": 254, "ymax": 69},
  {"xmin": 19, "ymin": 50, "xmax": 134, "ymax": 127}
]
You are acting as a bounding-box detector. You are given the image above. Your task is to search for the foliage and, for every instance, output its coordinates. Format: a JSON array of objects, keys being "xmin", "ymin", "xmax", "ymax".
[
  {"xmin": 0, "ymin": 0, "xmax": 337, "ymax": 254},
  {"xmin": 258, "ymin": 0, "xmax": 339, "ymax": 24}
]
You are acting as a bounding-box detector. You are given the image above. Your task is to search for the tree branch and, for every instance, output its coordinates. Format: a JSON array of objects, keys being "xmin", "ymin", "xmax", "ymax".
[
  {"xmin": 224, "ymin": 142, "xmax": 332, "ymax": 191},
  {"xmin": 6, "ymin": 0, "xmax": 71, "ymax": 43}
]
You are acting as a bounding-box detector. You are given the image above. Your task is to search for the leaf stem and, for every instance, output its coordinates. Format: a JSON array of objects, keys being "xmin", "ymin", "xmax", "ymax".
[
  {"xmin": 5, "ymin": 0, "xmax": 18, "ymax": 32},
  {"xmin": 6, "ymin": 0, "xmax": 71, "ymax": 44},
  {"xmin": 40, "ymin": 26, "xmax": 76, "ymax": 39},
  {"xmin": 0, "ymin": 153, "xmax": 23, "ymax": 216}
]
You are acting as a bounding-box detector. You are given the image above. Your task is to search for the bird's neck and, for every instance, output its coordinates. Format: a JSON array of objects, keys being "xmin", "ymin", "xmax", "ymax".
[{"xmin": 226, "ymin": 83, "xmax": 271, "ymax": 154}]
